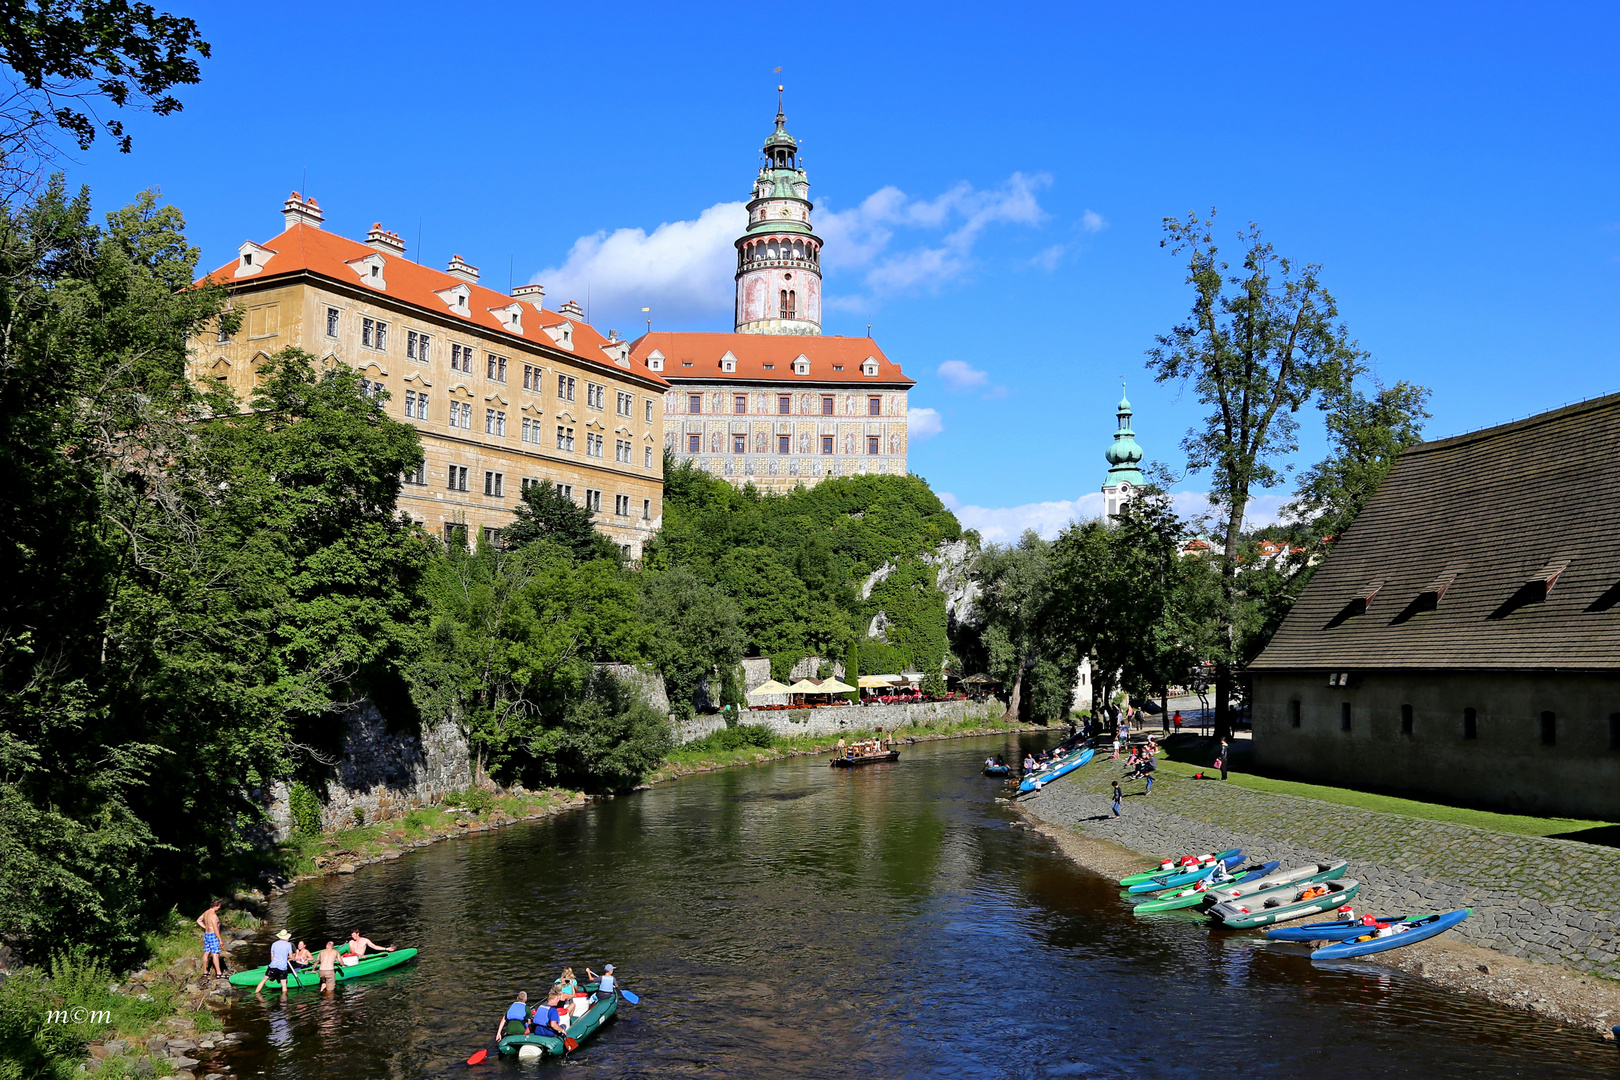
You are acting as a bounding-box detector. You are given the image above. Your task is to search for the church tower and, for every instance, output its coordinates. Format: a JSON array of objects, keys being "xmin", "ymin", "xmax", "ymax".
[
  {"xmin": 734, "ymin": 88, "xmax": 822, "ymax": 336},
  {"xmin": 1102, "ymin": 385, "xmax": 1145, "ymax": 523}
]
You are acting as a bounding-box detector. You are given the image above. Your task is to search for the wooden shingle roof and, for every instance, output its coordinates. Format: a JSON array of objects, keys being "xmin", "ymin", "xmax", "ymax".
[{"xmin": 1251, "ymin": 392, "xmax": 1620, "ymax": 672}]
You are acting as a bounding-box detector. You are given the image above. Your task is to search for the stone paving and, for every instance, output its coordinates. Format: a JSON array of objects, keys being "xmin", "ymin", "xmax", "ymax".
[{"xmin": 1021, "ymin": 761, "xmax": 1620, "ymax": 977}]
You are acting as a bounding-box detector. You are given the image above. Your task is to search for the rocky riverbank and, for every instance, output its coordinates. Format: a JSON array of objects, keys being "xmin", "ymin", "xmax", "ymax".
[{"xmin": 1011, "ymin": 767, "xmax": 1620, "ymax": 1040}]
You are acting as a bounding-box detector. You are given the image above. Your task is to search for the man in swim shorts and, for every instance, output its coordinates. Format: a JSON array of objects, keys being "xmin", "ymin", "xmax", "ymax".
[
  {"xmin": 195, "ymin": 900, "xmax": 226, "ymax": 979},
  {"xmin": 316, "ymin": 941, "xmax": 340, "ymax": 992}
]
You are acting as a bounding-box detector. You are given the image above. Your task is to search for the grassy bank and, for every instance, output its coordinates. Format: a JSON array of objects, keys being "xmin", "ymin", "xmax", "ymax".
[
  {"xmin": 0, "ymin": 908, "xmax": 250, "ymax": 1080},
  {"xmin": 1144, "ymin": 753, "xmax": 1614, "ymax": 839}
]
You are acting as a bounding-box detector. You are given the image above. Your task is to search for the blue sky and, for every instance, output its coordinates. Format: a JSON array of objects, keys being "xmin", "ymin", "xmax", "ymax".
[{"xmin": 68, "ymin": 2, "xmax": 1620, "ymax": 541}]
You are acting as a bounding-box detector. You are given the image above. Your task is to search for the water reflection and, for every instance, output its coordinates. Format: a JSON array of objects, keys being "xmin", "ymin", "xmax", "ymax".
[{"xmin": 217, "ymin": 735, "xmax": 1618, "ymax": 1079}]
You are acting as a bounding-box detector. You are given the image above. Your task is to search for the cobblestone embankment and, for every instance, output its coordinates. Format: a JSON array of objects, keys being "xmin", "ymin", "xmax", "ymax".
[{"xmin": 1017, "ymin": 762, "xmax": 1620, "ymax": 1035}]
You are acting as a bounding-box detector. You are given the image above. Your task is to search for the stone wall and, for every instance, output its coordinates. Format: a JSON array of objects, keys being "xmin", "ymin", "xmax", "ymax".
[
  {"xmin": 1252, "ymin": 669, "xmax": 1620, "ymax": 819},
  {"xmin": 1022, "ymin": 760, "xmax": 1620, "ymax": 978},
  {"xmin": 732, "ymin": 697, "xmax": 1004, "ymax": 740},
  {"xmin": 597, "ymin": 662, "xmax": 671, "ymax": 714},
  {"xmin": 265, "ymin": 701, "xmax": 472, "ymax": 840}
]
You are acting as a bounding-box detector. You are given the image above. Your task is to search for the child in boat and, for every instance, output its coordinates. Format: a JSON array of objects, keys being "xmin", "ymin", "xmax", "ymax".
[{"xmin": 587, "ymin": 964, "xmax": 617, "ymax": 994}]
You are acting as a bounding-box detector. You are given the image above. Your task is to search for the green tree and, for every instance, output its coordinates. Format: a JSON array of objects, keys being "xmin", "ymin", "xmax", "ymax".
[
  {"xmin": 1287, "ymin": 379, "xmax": 1432, "ymax": 543},
  {"xmin": 975, "ymin": 532, "xmax": 1060, "ymax": 722},
  {"xmin": 0, "ymin": 0, "xmax": 211, "ymax": 169},
  {"xmin": 637, "ymin": 567, "xmax": 746, "ymax": 720},
  {"xmin": 549, "ymin": 668, "xmax": 673, "ymax": 791},
  {"xmin": 1147, "ymin": 212, "xmax": 1366, "ymax": 738},
  {"xmin": 843, "ymin": 638, "xmax": 860, "ymax": 703},
  {"xmin": 503, "ymin": 478, "xmax": 620, "ymax": 562}
]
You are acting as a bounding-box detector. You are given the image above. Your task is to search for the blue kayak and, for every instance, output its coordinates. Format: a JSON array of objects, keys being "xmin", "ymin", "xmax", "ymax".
[
  {"xmin": 1310, "ymin": 909, "xmax": 1472, "ymax": 960},
  {"xmin": 1126, "ymin": 849, "xmax": 1243, "ymax": 894},
  {"xmin": 1265, "ymin": 915, "xmax": 1420, "ymax": 942},
  {"xmin": 1017, "ymin": 748, "xmax": 1095, "ymax": 793},
  {"xmin": 983, "ymin": 763, "xmax": 1011, "ymax": 777}
]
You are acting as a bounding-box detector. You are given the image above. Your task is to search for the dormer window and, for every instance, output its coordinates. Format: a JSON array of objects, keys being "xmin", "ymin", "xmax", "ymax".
[
  {"xmin": 242, "ymin": 253, "xmax": 253, "ymax": 267},
  {"xmin": 792, "ymin": 355, "xmax": 810, "ymax": 376},
  {"xmin": 370, "ymin": 265, "xmax": 380, "ymax": 278},
  {"xmin": 646, "ymin": 349, "xmax": 665, "ymax": 372},
  {"xmin": 720, "ymin": 351, "xmax": 738, "ymax": 374},
  {"xmin": 235, "ymin": 240, "xmax": 276, "ymax": 279},
  {"xmin": 458, "ymin": 295, "xmax": 467, "ymax": 308},
  {"xmin": 861, "ymin": 357, "xmax": 879, "ymax": 376}
]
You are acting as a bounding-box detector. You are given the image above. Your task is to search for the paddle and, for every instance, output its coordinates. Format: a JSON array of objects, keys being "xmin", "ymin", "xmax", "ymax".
[
  {"xmin": 619, "ymin": 988, "xmax": 640, "ymax": 1004},
  {"xmin": 466, "ymin": 1049, "xmax": 488, "ymax": 1066}
]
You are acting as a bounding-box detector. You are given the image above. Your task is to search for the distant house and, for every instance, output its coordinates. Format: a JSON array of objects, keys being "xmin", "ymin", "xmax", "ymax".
[{"xmin": 1249, "ymin": 394, "xmax": 1620, "ymax": 819}]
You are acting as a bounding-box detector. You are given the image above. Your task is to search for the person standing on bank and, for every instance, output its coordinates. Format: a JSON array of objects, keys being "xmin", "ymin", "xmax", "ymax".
[
  {"xmin": 1111, "ymin": 780, "xmax": 1123, "ymax": 817},
  {"xmin": 1218, "ymin": 737, "xmax": 1230, "ymax": 781},
  {"xmin": 196, "ymin": 899, "xmax": 226, "ymax": 980}
]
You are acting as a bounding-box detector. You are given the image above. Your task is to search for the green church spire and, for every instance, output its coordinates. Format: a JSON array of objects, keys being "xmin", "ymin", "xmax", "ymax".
[{"xmin": 1104, "ymin": 383, "xmax": 1144, "ymax": 487}]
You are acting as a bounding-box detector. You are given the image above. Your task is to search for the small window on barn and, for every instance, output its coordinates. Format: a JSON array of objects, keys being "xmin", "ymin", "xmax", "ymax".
[
  {"xmin": 1540, "ymin": 711, "xmax": 1556, "ymax": 746},
  {"xmin": 1463, "ymin": 708, "xmax": 1477, "ymax": 740},
  {"xmin": 1289, "ymin": 700, "xmax": 1301, "ymax": 728},
  {"xmin": 1400, "ymin": 704, "xmax": 1413, "ymax": 736},
  {"xmin": 1340, "ymin": 702, "xmax": 1351, "ymax": 732}
]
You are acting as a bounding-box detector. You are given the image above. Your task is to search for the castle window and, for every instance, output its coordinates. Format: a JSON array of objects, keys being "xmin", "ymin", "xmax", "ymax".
[
  {"xmin": 645, "ymin": 400, "xmax": 653, "ymax": 423},
  {"xmin": 447, "ymin": 465, "xmax": 469, "ymax": 492},
  {"xmin": 645, "ymin": 446, "xmax": 653, "ymax": 468},
  {"xmin": 584, "ymin": 488, "xmax": 602, "ymax": 512},
  {"xmin": 362, "ymin": 317, "xmax": 387, "ymax": 350},
  {"xmin": 821, "ymin": 396, "xmax": 834, "ymax": 416},
  {"xmin": 484, "ymin": 471, "xmax": 503, "ymax": 497},
  {"xmin": 403, "ymin": 462, "xmax": 426, "ymax": 485},
  {"xmin": 485, "ymin": 409, "xmax": 506, "ymax": 437},
  {"xmin": 1463, "ymin": 707, "xmax": 1477, "ymax": 740},
  {"xmin": 734, "ymin": 394, "xmax": 747, "ymax": 414},
  {"xmin": 482, "ymin": 526, "xmax": 504, "ymax": 548},
  {"xmin": 558, "ymin": 375, "xmax": 576, "ymax": 402},
  {"xmin": 451, "ymin": 343, "xmax": 473, "ymax": 373},
  {"xmin": 821, "ymin": 436, "xmax": 834, "ymax": 455},
  {"xmin": 407, "ymin": 330, "xmax": 431, "ymax": 361},
  {"xmin": 869, "ymin": 396, "xmax": 882, "ymax": 416},
  {"xmin": 687, "ymin": 434, "xmax": 700, "ymax": 452},
  {"xmin": 778, "ymin": 395, "xmax": 791, "ymax": 414},
  {"xmin": 688, "ymin": 393, "xmax": 702, "ymax": 413},
  {"xmin": 779, "ymin": 435, "xmax": 791, "ymax": 454},
  {"xmin": 487, "ymin": 354, "xmax": 508, "ymax": 382},
  {"xmin": 325, "ymin": 307, "xmax": 339, "ymax": 337},
  {"xmin": 643, "ymin": 498, "xmax": 651, "ymax": 520},
  {"xmin": 556, "ymin": 426, "xmax": 575, "ymax": 452},
  {"xmin": 1540, "ymin": 711, "xmax": 1556, "ymax": 746},
  {"xmin": 443, "ymin": 522, "xmax": 467, "ymax": 547}
]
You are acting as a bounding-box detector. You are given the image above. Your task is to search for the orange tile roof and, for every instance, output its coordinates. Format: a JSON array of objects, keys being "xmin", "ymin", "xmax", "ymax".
[
  {"xmin": 197, "ymin": 222, "xmax": 667, "ymax": 387},
  {"xmin": 628, "ymin": 331, "xmax": 913, "ymax": 387}
]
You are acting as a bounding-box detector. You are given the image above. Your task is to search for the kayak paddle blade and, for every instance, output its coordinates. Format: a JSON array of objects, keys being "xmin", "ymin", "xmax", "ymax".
[
  {"xmin": 620, "ymin": 988, "xmax": 640, "ymax": 1004},
  {"xmin": 466, "ymin": 1049, "xmax": 487, "ymax": 1065}
]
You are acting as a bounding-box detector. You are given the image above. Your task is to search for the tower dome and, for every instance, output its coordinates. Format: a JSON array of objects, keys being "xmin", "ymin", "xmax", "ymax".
[
  {"xmin": 734, "ymin": 87, "xmax": 822, "ymax": 336},
  {"xmin": 1102, "ymin": 384, "xmax": 1145, "ymax": 523}
]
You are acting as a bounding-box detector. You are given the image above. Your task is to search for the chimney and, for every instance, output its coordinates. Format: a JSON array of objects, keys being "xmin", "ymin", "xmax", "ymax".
[
  {"xmin": 366, "ymin": 223, "xmax": 407, "ymax": 257},
  {"xmin": 446, "ymin": 254, "xmax": 479, "ymax": 283},
  {"xmin": 558, "ymin": 299, "xmax": 584, "ymax": 321},
  {"xmin": 282, "ymin": 191, "xmax": 323, "ymax": 230},
  {"xmin": 512, "ymin": 283, "xmax": 546, "ymax": 310},
  {"xmin": 607, "ymin": 329, "xmax": 619, "ymax": 343}
]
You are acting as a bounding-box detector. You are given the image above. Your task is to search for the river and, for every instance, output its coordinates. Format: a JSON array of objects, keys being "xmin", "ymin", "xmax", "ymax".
[{"xmin": 219, "ymin": 734, "xmax": 1615, "ymax": 1078}]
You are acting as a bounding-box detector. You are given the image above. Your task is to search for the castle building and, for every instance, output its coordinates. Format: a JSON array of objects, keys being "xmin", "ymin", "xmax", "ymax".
[
  {"xmin": 629, "ymin": 92, "xmax": 915, "ymax": 493},
  {"xmin": 189, "ymin": 194, "xmax": 668, "ymax": 558},
  {"xmin": 1101, "ymin": 386, "xmax": 1144, "ymax": 522}
]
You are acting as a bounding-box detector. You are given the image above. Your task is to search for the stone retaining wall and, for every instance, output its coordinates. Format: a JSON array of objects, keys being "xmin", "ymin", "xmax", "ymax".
[
  {"xmin": 1022, "ymin": 763, "xmax": 1620, "ymax": 977},
  {"xmin": 264, "ymin": 701, "xmax": 473, "ymax": 840},
  {"xmin": 738, "ymin": 697, "xmax": 1005, "ymax": 739}
]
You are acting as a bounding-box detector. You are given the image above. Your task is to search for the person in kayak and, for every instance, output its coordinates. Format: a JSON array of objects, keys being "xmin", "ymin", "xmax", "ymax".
[
  {"xmin": 554, "ymin": 967, "xmax": 579, "ymax": 996},
  {"xmin": 496, "ymin": 991, "xmax": 529, "ymax": 1040},
  {"xmin": 586, "ymin": 964, "xmax": 617, "ymax": 994},
  {"xmin": 253, "ymin": 930, "xmax": 294, "ymax": 996},
  {"xmin": 346, "ymin": 931, "xmax": 397, "ymax": 964},
  {"xmin": 529, "ymin": 991, "xmax": 570, "ymax": 1037}
]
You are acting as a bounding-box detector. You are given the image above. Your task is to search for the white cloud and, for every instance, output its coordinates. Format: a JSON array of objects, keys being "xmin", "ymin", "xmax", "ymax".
[
  {"xmin": 532, "ymin": 202, "xmax": 746, "ymax": 327},
  {"xmin": 937, "ymin": 360, "xmax": 989, "ymax": 392},
  {"xmin": 1031, "ymin": 244, "xmax": 1066, "ymax": 271},
  {"xmin": 939, "ymin": 490, "xmax": 1292, "ymax": 545},
  {"xmin": 1080, "ymin": 209, "xmax": 1107, "ymax": 233},
  {"xmin": 907, "ymin": 407, "xmax": 944, "ymax": 440},
  {"xmin": 532, "ymin": 172, "xmax": 1052, "ymax": 330}
]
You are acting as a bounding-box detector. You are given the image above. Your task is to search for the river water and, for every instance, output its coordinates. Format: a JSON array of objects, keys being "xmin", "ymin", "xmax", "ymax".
[{"xmin": 220, "ymin": 734, "xmax": 1615, "ymax": 1079}]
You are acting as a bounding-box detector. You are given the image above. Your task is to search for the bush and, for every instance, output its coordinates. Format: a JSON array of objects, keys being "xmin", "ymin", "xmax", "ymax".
[
  {"xmin": 684, "ymin": 723, "xmax": 776, "ymax": 754},
  {"xmin": 457, "ymin": 787, "xmax": 495, "ymax": 816},
  {"xmin": 288, "ymin": 782, "xmax": 324, "ymax": 837}
]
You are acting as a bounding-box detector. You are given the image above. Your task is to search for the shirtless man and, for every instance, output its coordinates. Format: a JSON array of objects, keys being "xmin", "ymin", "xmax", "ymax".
[
  {"xmin": 316, "ymin": 940, "xmax": 340, "ymax": 991},
  {"xmin": 195, "ymin": 900, "xmax": 226, "ymax": 979},
  {"xmin": 347, "ymin": 930, "xmax": 397, "ymax": 963}
]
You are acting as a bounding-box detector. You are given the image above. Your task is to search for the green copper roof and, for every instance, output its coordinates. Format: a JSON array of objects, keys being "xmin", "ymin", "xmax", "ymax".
[{"xmin": 1104, "ymin": 385, "xmax": 1145, "ymax": 487}]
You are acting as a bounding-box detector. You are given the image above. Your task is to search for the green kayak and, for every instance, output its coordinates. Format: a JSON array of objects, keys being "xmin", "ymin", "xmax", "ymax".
[
  {"xmin": 1118, "ymin": 849, "xmax": 1239, "ymax": 888},
  {"xmin": 1207, "ymin": 879, "xmax": 1362, "ymax": 929},
  {"xmin": 498, "ymin": 991, "xmax": 619, "ymax": 1058},
  {"xmin": 227, "ymin": 946, "xmax": 417, "ymax": 989}
]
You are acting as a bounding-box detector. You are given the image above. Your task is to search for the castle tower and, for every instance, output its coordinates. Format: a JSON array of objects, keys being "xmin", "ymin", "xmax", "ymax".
[
  {"xmin": 734, "ymin": 88, "xmax": 822, "ymax": 336},
  {"xmin": 1102, "ymin": 384, "xmax": 1145, "ymax": 523}
]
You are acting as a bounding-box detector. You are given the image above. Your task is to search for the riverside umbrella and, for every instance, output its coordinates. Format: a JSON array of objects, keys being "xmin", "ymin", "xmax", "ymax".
[
  {"xmin": 747, "ymin": 679, "xmax": 793, "ymax": 698},
  {"xmin": 817, "ymin": 677, "xmax": 856, "ymax": 695},
  {"xmin": 858, "ymin": 675, "xmax": 902, "ymax": 688}
]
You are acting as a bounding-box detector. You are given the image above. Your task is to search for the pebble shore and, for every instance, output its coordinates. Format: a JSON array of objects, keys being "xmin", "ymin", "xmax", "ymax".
[{"xmin": 1011, "ymin": 763, "xmax": 1620, "ymax": 1040}]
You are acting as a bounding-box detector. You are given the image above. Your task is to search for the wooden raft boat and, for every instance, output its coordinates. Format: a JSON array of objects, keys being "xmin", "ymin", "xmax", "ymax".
[{"xmin": 829, "ymin": 750, "xmax": 900, "ymax": 768}]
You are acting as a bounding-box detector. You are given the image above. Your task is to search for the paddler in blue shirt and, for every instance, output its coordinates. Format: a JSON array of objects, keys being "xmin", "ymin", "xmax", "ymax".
[
  {"xmin": 529, "ymin": 991, "xmax": 570, "ymax": 1037},
  {"xmin": 496, "ymin": 991, "xmax": 528, "ymax": 1041}
]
